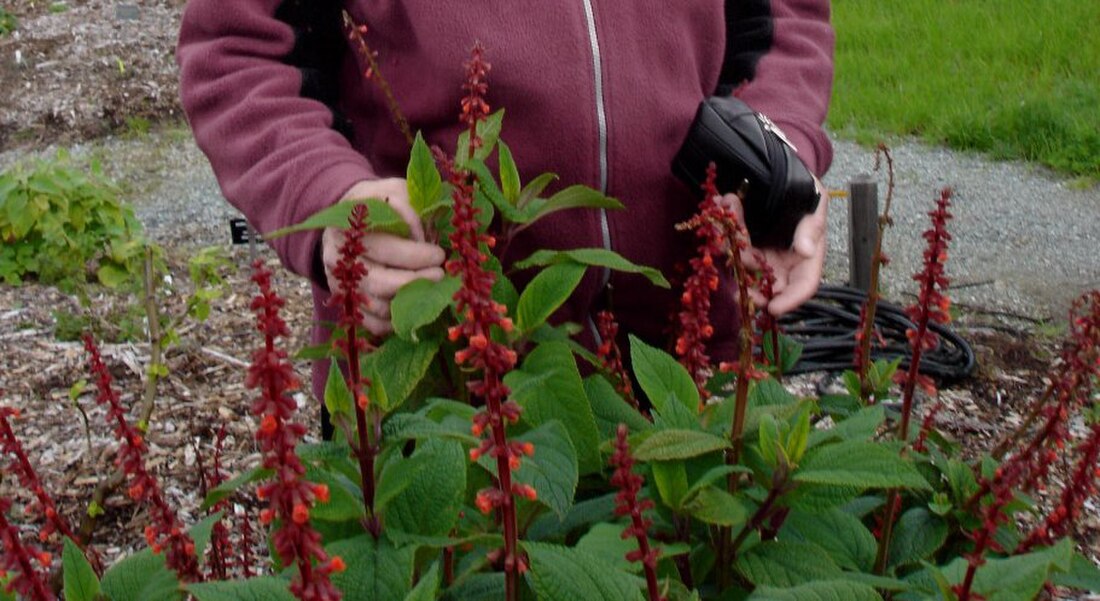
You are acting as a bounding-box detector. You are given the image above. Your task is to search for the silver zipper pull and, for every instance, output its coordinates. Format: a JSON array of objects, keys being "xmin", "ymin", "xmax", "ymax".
[{"xmin": 757, "ymin": 112, "xmax": 798, "ymax": 153}]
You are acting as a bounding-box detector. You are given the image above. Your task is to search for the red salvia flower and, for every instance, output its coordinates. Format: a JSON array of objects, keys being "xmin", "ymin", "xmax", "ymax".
[
  {"xmin": 753, "ymin": 253, "xmax": 783, "ymax": 379},
  {"xmin": 1018, "ymin": 423, "xmax": 1100, "ymax": 552},
  {"xmin": 673, "ymin": 164, "xmax": 733, "ymax": 401},
  {"xmin": 0, "ymin": 406, "xmax": 76, "ymax": 547},
  {"xmin": 460, "ymin": 41, "xmax": 491, "ymax": 160},
  {"xmin": 610, "ymin": 424, "xmax": 665, "ymax": 601},
  {"xmin": 0, "ymin": 498, "xmax": 55, "ymax": 601},
  {"xmin": 201, "ymin": 425, "xmax": 232, "ymax": 580},
  {"xmin": 83, "ymin": 334, "xmax": 201, "ymax": 582},
  {"xmin": 596, "ymin": 311, "xmax": 639, "ymax": 409},
  {"xmin": 441, "ymin": 44, "xmax": 527, "ymax": 601},
  {"xmin": 248, "ymin": 261, "xmax": 343, "ymax": 601},
  {"xmin": 894, "ymin": 187, "xmax": 954, "ymax": 441}
]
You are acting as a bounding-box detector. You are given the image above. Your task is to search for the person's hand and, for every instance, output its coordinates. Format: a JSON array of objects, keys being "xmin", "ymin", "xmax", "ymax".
[
  {"xmin": 322, "ymin": 178, "xmax": 445, "ymax": 336},
  {"xmin": 719, "ymin": 177, "xmax": 829, "ymax": 316}
]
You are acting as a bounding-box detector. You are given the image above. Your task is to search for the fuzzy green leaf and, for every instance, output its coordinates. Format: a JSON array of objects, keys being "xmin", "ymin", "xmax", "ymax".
[
  {"xmin": 187, "ymin": 578, "xmax": 296, "ymax": 601},
  {"xmin": 456, "ymin": 109, "xmax": 505, "ymax": 166},
  {"xmin": 100, "ymin": 548, "xmax": 182, "ymax": 601},
  {"xmin": 403, "ymin": 561, "xmax": 441, "ymax": 601},
  {"xmin": 524, "ymin": 542, "xmax": 645, "ymax": 601},
  {"xmin": 808, "ymin": 405, "xmax": 885, "ymax": 448},
  {"xmin": 364, "ymin": 335, "xmax": 440, "ymax": 413},
  {"xmin": 383, "ymin": 438, "xmax": 466, "ymax": 537},
  {"xmin": 633, "ymin": 429, "xmax": 729, "ymax": 462},
  {"xmin": 523, "ymin": 185, "xmax": 624, "ymax": 223},
  {"xmin": 748, "ymin": 580, "xmax": 882, "ymax": 601},
  {"xmin": 514, "ymin": 248, "xmax": 669, "ymax": 288},
  {"xmin": 478, "ymin": 420, "xmax": 580, "ymax": 520},
  {"xmin": 781, "ymin": 508, "xmax": 878, "ymax": 572},
  {"xmin": 794, "ymin": 441, "xmax": 932, "ymax": 490},
  {"xmin": 265, "ymin": 198, "xmax": 409, "ymax": 239},
  {"xmin": 200, "ymin": 466, "xmax": 273, "ymax": 511},
  {"xmin": 583, "ymin": 375, "xmax": 652, "ymax": 440},
  {"xmin": 650, "ymin": 461, "xmax": 690, "ymax": 510},
  {"xmin": 328, "ymin": 535, "xmax": 415, "ymax": 601},
  {"xmin": 498, "ymin": 141, "xmax": 521, "ymax": 204},
  {"xmin": 324, "ymin": 360, "xmax": 354, "ymax": 422},
  {"xmin": 888, "ymin": 507, "xmax": 948, "ymax": 568},
  {"xmin": 505, "ymin": 342, "xmax": 602, "ymax": 474},
  {"xmin": 407, "ymin": 132, "xmax": 444, "ymax": 217},
  {"xmin": 62, "ymin": 537, "xmax": 100, "ymax": 601},
  {"xmin": 736, "ymin": 541, "xmax": 843, "ymax": 588},
  {"xmin": 515, "ymin": 262, "xmax": 587, "ymax": 333},
  {"xmin": 390, "ymin": 276, "xmax": 461, "ymax": 342},
  {"xmin": 629, "ymin": 334, "xmax": 699, "ymax": 415},
  {"xmin": 682, "ymin": 486, "xmax": 748, "ymax": 527}
]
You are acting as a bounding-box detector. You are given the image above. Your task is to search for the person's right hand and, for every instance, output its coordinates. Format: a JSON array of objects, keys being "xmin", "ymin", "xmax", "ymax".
[{"xmin": 322, "ymin": 178, "xmax": 445, "ymax": 336}]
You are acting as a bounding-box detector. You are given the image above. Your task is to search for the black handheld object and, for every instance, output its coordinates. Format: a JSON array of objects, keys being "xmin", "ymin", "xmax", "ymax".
[{"xmin": 672, "ymin": 96, "xmax": 820, "ymax": 249}]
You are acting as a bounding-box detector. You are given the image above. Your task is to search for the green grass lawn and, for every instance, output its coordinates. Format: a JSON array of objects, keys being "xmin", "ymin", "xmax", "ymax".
[{"xmin": 829, "ymin": 0, "xmax": 1100, "ymax": 181}]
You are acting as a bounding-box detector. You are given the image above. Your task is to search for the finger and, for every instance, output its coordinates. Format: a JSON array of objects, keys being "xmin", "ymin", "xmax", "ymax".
[
  {"xmin": 362, "ymin": 265, "xmax": 447, "ymax": 299},
  {"xmin": 768, "ymin": 254, "xmax": 823, "ymax": 316},
  {"xmin": 363, "ymin": 233, "xmax": 446, "ymax": 270},
  {"xmin": 793, "ymin": 194, "xmax": 829, "ymax": 258},
  {"xmin": 385, "ymin": 195, "xmax": 427, "ymax": 242},
  {"xmin": 364, "ymin": 297, "xmax": 391, "ymax": 320},
  {"xmin": 363, "ymin": 312, "xmax": 393, "ymax": 337}
]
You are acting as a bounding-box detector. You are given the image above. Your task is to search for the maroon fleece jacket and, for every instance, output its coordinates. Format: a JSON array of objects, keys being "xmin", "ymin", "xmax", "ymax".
[{"xmin": 177, "ymin": 1, "xmax": 834, "ymax": 400}]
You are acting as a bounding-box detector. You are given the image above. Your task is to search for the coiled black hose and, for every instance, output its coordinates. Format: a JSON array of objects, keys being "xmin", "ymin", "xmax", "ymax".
[{"xmin": 778, "ymin": 285, "xmax": 976, "ymax": 381}]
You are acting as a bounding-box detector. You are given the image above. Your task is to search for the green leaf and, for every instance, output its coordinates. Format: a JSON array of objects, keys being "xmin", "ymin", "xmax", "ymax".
[
  {"xmin": 445, "ymin": 574, "xmax": 504, "ymax": 601},
  {"xmin": 794, "ymin": 441, "xmax": 932, "ymax": 490},
  {"xmin": 187, "ymin": 578, "xmax": 296, "ymax": 601},
  {"xmin": 189, "ymin": 511, "xmax": 225, "ymax": 559},
  {"xmin": 758, "ymin": 413, "xmax": 783, "ymax": 468},
  {"xmin": 456, "ymin": 109, "xmax": 504, "ymax": 165},
  {"xmin": 365, "ymin": 335, "xmax": 440, "ymax": 413},
  {"xmin": 514, "ymin": 421, "xmax": 580, "ymax": 519},
  {"xmin": 629, "ymin": 334, "xmax": 699, "ymax": 415},
  {"xmin": 528, "ymin": 493, "xmax": 616, "ymax": 542},
  {"xmin": 504, "ymin": 342, "xmax": 602, "ymax": 474},
  {"xmin": 887, "ymin": 507, "xmax": 948, "ymax": 568},
  {"xmin": 515, "ymin": 262, "xmax": 587, "ymax": 333},
  {"xmin": 469, "ymin": 158, "xmax": 526, "ymax": 223},
  {"xmin": 808, "ymin": 406, "xmax": 885, "ymax": 448},
  {"xmin": 391, "ymin": 276, "xmax": 461, "ymax": 342},
  {"xmin": 407, "ymin": 132, "xmax": 444, "ymax": 217},
  {"xmin": 682, "ymin": 486, "xmax": 748, "ymax": 527},
  {"xmin": 748, "ymin": 580, "xmax": 882, "ymax": 601},
  {"xmin": 62, "ymin": 537, "xmax": 100, "ymax": 601},
  {"xmin": 1051, "ymin": 553, "xmax": 1100, "ymax": 592},
  {"xmin": 324, "ymin": 360, "xmax": 354, "ymax": 422},
  {"xmin": 523, "ymin": 185, "xmax": 624, "ymax": 223},
  {"xmin": 404, "ymin": 561, "xmax": 441, "ymax": 601},
  {"xmin": 96, "ymin": 262, "xmax": 130, "ymax": 288},
  {"xmin": 650, "ymin": 461, "xmax": 689, "ymax": 510},
  {"xmin": 201, "ymin": 466, "xmax": 273, "ymax": 511},
  {"xmin": 514, "ymin": 248, "xmax": 669, "ymax": 288},
  {"xmin": 632, "ymin": 429, "xmax": 729, "ymax": 462},
  {"xmin": 583, "ymin": 375, "xmax": 652, "ymax": 440},
  {"xmin": 382, "ymin": 412, "xmax": 478, "ymax": 445},
  {"xmin": 384, "ymin": 438, "xmax": 466, "ymax": 537},
  {"xmin": 781, "ymin": 508, "xmax": 877, "ymax": 572},
  {"xmin": 100, "ymin": 548, "xmax": 182, "ymax": 601},
  {"xmin": 736, "ymin": 541, "xmax": 843, "ymax": 588},
  {"xmin": 786, "ymin": 404, "xmax": 812, "ymax": 463},
  {"xmin": 265, "ymin": 198, "xmax": 409, "ymax": 239},
  {"xmin": 328, "ymin": 535, "xmax": 415, "ymax": 601},
  {"xmin": 576, "ymin": 522, "xmax": 644, "ymax": 573},
  {"xmin": 524, "ymin": 542, "xmax": 645, "ymax": 601},
  {"xmin": 517, "ymin": 172, "xmax": 559, "ymax": 208},
  {"xmin": 305, "ymin": 466, "xmax": 365, "ymax": 522},
  {"xmin": 498, "ymin": 141, "xmax": 521, "ymax": 204}
]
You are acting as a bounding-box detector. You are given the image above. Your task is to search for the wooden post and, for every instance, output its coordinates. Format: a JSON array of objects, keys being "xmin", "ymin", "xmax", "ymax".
[{"xmin": 848, "ymin": 174, "xmax": 878, "ymax": 292}]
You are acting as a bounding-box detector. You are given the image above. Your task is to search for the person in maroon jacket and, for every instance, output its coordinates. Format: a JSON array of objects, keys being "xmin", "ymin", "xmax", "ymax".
[{"xmin": 177, "ymin": 1, "xmax": 835, "ymax": 405}]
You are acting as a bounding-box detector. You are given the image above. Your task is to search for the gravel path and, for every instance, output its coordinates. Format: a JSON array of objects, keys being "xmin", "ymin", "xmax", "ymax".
[{"xmin": 3, "ymin": 129, "xmax": 1099, "ymax": 323}]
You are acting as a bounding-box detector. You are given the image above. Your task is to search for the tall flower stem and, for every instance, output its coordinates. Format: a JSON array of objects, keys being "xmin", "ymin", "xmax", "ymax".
[
  {"xmin": 342, "ymin": 11, "xmax": 412, "ymax": 146},
  {"xmin": 854, "ymin": 144, "xmax": 897, "ymax": 402},
  {"xmin": 0, "ymin": 499, "xmax": 55, "ymax": 601},
  {"xmin": 610, "ymin": 424, "xmax": 664, "ymax": 601},
  {"xmin": 0, "ymin": 408, "xmax": 76, "ymax": 547}
]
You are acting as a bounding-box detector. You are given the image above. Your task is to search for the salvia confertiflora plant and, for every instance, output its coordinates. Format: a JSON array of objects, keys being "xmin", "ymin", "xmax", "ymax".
[{"xmin": 2, "ymin": 41, "xmax": 1100, "ymax": 601}]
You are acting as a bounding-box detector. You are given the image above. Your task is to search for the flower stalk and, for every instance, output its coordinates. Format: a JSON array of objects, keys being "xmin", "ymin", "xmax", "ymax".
[
  {"xmin": 342, "ymin": 10, "xmax": 412, "ymax": 146},
  {"xmin": 83, "ymin": 333, "xmax": 201, "ymax": 582},
  {"xmin": 596, "ymin": 311, "xmax": 639, "ymax": 410},
  {"xmin": 248, "ymin": 261, "xmax": 344, "ymax": 601},
  {"xmin": 854, "ymin": 144, "xmax": 897, "ymax": 403},
  {"xmin": 0, "ymin": 407, "xmax": 76, "ymax": 548},
  {"xmin": 0, "ymin": 498, "xmax": 55, "ymax": 601},
  {"xmin": 610, "ymin": 424, "xmax": 664, "ymax": 601}
]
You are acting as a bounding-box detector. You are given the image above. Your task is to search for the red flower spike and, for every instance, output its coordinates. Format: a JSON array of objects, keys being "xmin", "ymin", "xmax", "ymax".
[
  {"xmin": 83, "ymin": 334, "xmax": 200, "ymax": 582},
  {"xmin": 0, "ymin": 498, "xmax": 55, "ymax": 601},
  {"xmin": 0, "ymin": 406, "xmax": 77, "ymax": 548},
  {"xmin": 595, "ymin": 311, "xmax": 639, "ymax": 409},
  {"xmin": 609, "ymin": 425, "xmax": 666, "ymax": 601},
  {"xmin": 248, "ymin": 262, "xmax": 342, "ymax": 601}
]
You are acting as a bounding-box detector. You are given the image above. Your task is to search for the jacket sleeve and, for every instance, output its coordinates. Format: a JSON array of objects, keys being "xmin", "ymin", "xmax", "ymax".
[
  {"xmin": 725, "ymin": 0, "xmax": 835, "ymax": 177},
  {"xmin": 177, "ymin": 0, "xmax": 376, "ymax": 280}
]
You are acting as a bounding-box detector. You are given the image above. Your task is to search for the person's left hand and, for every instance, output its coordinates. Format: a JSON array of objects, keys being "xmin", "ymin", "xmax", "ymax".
[{"xmin": 719, "ymin": 177, "xmax": 829, "ymax": 316}]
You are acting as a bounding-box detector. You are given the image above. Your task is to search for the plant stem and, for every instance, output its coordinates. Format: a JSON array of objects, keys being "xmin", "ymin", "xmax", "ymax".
[
  {"xmin": 856, "ymin": 145, "xmax": 896, "ymax": 402},
  {"xmin": 342, "ymin": 10, "xmax": 412, "ymax": 146}
]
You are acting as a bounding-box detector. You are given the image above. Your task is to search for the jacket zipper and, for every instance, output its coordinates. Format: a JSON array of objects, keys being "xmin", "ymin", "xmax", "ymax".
[{"xmin": 580, "ymin": 0, "xmax": 612, "ymax": 344}]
